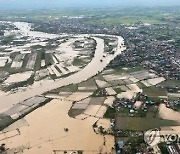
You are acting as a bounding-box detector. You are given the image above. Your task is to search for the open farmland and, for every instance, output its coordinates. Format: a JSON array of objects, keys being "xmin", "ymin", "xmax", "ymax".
[
  {"xmin": 115, "ymin": 116, "xmax": 178, "ymax": 131},
  {"xmin": 1, "ymin": 13, "xmax": 179, "ymax": 154},
  {"xmin": 0, "ymin": 5, "xmax": 180, "ymax": 154},
  {"xmin": 3, "ymin": 71, "xmax": 32, "ymax": 85},
  {"xmin": 0, "ymin": 21, "xmax": 110, "ymax": 92},
  {"xmin": 11, "ymin": 54, "xmax": 26, "ymax": 68},
  {"xmin": 26, "ymin": 53, "xmax": 37, "ymax": 69}
]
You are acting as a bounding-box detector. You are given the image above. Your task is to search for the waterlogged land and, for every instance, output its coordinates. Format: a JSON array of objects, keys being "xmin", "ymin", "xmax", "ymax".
[
  {"xmin": 0, "ymin": 99, "xmax": 114, "ymax": 154},
  {"xmin": 0, "ymin": 21, "xmax": 125, "ymax": 113},
  {"xmin": 0, "ymin": 21, "xmax": 125, "ymax": 153},
  {"xmin": 0, "ymin": 7, "xmax": 180, "ymax": 153}
]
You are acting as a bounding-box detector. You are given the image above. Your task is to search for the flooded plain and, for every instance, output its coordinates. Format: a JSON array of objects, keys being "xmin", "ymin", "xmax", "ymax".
[
  {"xmin": 0, "ymin": 99, "xmax": 114, "ymax": 154},
  {"xmin": 159, "ymin": 104, "xmax": 180, "ymax": 122},
  {"xmin": 0, "ymin": 21, "xmax": 126, "ymax": 153},
  {"xmin": 0, "ymin": 30, "xmax": 126, "ymax": 113}
]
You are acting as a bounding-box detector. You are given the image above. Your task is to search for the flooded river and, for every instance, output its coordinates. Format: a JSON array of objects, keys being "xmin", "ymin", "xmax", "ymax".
[
  {"xmin": 0, "ymin": 22, "xmax": 126, "ymax": 113},
  {"xmin": 0, "ymin": 22, "xmax": 126, "ymax": 153}
]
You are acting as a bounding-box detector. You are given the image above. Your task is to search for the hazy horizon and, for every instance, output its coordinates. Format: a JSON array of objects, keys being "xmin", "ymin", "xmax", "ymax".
[{"xmin": 0, "ymin": 0, "xmax": 180, "ymax": 10}]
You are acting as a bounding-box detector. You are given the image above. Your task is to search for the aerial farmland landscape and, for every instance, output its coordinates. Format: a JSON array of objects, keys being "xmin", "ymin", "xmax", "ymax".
[{"xmin": 0, "ymin": 0, "xmax": 180, "ymax": 154}]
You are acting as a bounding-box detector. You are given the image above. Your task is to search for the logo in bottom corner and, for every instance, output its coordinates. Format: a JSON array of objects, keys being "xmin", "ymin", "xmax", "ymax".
[{"xmin": 144, "ymin": 128, "xmax": 161, "ymax": 146}]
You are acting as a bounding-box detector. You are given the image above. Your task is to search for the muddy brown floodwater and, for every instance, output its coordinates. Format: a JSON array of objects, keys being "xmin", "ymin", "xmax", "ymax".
[
  {"xmin": 1, "ymin": 99, "xmax": 114, "ymax": 154},
  {"xmin": 0, "ymin": 35, "xmax": 126, "ymax": 113},
  {"xmin": 0, "ymin": 22, "xmax": 126, "ymax": 153},
  {"xmin": 159, "ymin": 104, "xmax": 180, "ymax": 121}
]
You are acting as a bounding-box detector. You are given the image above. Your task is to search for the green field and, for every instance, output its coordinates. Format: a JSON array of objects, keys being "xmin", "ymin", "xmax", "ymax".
[
  {"xmin": 49, "ymin": 84, "xmax": 78, "ymax": 93},
  {"xmin": 78, "ymin": 78, "xmax": 97, "ymax": 89},
  {"xmin": 159, "ymin": 79, "xmax": 180, "ymax": 88},
  {"xmin": 0, "ymin": 115, "xmax": 13, "ymax": 130},
  {"xmin": 114, "ymin": 67, "xmax": 145, "ymax": 75},
  {"xmin": 0, "ymin": 7, "xmax": 179, "ymax": 26},
  {"xmin": 143, "ymin": 86, "xmax": 167, "ymax": 102},
  {"xmin": 115, "ymin": 116, "xmax": 179, "ymax": 131},
  {"xmin": 72, "ymin": 58, "xmax": 85, "ymax": 66},
  {"xmin": 86, "ymin": 16, "xmax": 161, "ymax": 26}
]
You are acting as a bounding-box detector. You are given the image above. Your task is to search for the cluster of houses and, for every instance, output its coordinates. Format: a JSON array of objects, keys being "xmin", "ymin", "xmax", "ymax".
[
  {"xmin": 113, "ymin": 92, "xmax": 155, "ymax": 116},
  {"xmin": 163, "ymin": 99, "xmax": 180, "ymax": 111},
  {"xmin": 111, "ymin": 23, "xmax": 180, "ymax": 81},
  {"xmin": 14, "ymin": 15, "xmax": 179, "ymax": 83},
  {"xmin": 116, "ymin": 141, "xmax": 180, "ymax": 154}
]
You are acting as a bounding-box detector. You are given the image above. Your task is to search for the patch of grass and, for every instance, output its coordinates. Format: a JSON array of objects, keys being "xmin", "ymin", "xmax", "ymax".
[
  {"xmin": 108, "ymin": 80, "xmax": 125, "ymax": 87},
  {"xmin": 143, "ymin": 86, "xmax": 167, "ymax": 102},
  {"xmin": 78, "ymin": 78, "xmax": 97, "ymax": 87},
  {"xmin": 123, "ymin": 79, "xmax": 133, "ymax": 84},
  {"xmin": 159, "ymin": 79, "xmax": 180, "ymax": 88},
  {"xmin": 117, "ymin": 108, "xmax": 129, "ymax": 117},
  {"xmin": 0, "ymin": 114, "xmax": 13, "ymax": 130},
  {"xmin": 45, "ymin": 53, "xmax": 53, "ymax": 66},
  {"xmin": 94, "ymin": 74, "xmax": 105, "ymax": 80},
  {"xmin": 146, "ymin": 106, "xmax": 159, "ymax": 118},
  {"xmin": 68, "ymin": 109, "xmax": 84, "ymax": 118},
  {"xmin": 104, "ymin": 107, "xmax": 116, "ymax": 119},
  {"xmin": 34, "ymin": 52, "xmax": 42, "ymax": 71},
  {"xmin": 136, "ymin": 109, "xmax": 147, "ymax": 117},
  {"xmin": 113, "ymin": 88, "xmax": 124, "ymax": 94},
  {"xmin": 77, "ymin": 151, "xmax": 83, "ymax": 154},
  {"xmin": 136, "ymin": 82, "xmax": 147, "ymax": 89},
  {"xmin": 72, "ymin": 58, "xmax": 84, "ymax": 66},
  {"xmin": 114, "ymin": 67, "xmax": 145, "ymax": 75},
  {"xmin": 115, "ymin": 116, "xmax": 178, "ymax": 131},
  {"xmin": 50, "ymin": 84, "xmax": 78, "ymax": 93}
]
